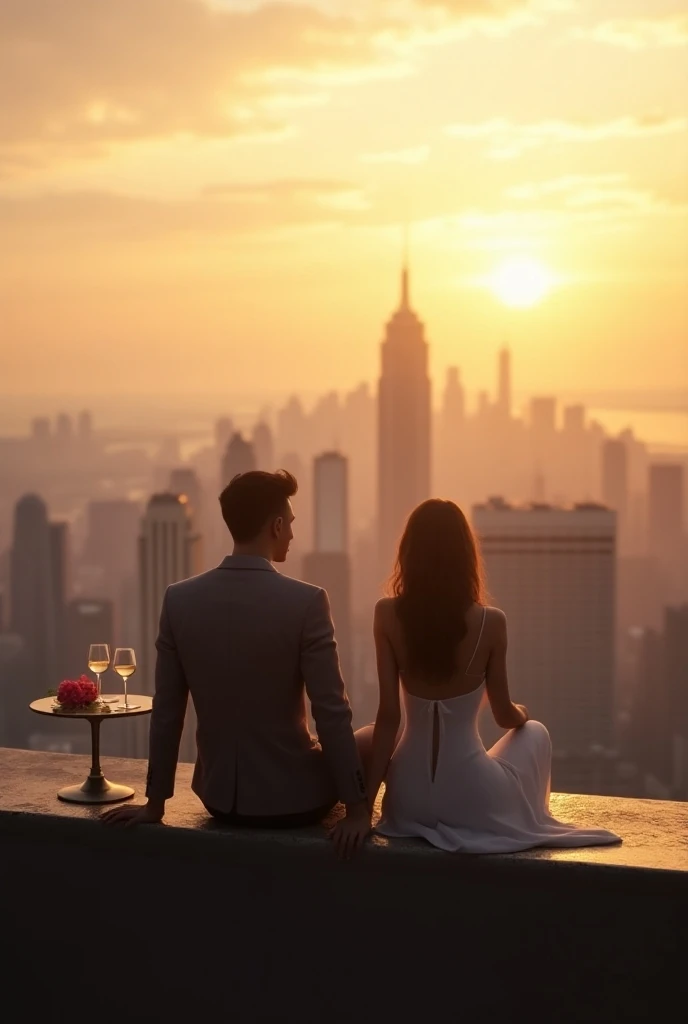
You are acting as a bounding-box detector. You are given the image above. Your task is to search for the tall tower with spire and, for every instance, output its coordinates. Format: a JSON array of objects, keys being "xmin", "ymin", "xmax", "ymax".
[{"xmin": 377, "ymin": 262, "xmax": 432, "ymax": 577}]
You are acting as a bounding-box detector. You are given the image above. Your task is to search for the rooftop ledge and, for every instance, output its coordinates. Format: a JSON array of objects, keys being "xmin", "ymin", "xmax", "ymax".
[
  {"xmin": 1, "ymin": 747, "xmax": 686, "ymax": 876},
  {"xmin": 2, "ymin": 747, "xmax": 687, "ymax": 1022}
]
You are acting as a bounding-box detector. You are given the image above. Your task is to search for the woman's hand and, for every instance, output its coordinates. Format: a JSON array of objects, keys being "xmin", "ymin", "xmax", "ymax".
[
  {"xmin": 514, "ymin": 704, "xmax": 529, "ymax": 727},
  {"xmin": 329, "ymin": 801, "xmax": 371, "ymax": 860}
]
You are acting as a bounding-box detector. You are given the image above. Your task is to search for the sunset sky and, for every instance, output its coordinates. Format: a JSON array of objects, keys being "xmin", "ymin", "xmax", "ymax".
[{"xmin": 1, "ymin": 0, "xmax": 687, "ymax": 403}]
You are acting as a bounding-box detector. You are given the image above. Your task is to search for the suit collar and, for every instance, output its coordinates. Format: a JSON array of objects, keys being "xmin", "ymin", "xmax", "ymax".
[{"xmin": 219, "ymin": 555, "xmax": 277, "ymax": 572}]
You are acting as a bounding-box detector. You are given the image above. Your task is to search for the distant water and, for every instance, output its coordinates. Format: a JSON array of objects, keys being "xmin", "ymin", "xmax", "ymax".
[{"xmin": 587, "ymin": 408, "xmax": 688, "ymax": 453}]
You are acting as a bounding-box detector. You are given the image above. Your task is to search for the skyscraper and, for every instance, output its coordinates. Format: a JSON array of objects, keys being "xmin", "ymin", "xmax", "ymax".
[
  {"xmin": 49, "ymin": 521, "xmax": 70, "ymax": 676},
  {"xmin": 648, "ymin": 463, "xmax": 685, "ymax": 602},
  {"xmin": 303, "ymin": 453, "xmax": 352, "ymax": 686},
  {"xmin": 83, "ymin": 500, "xmax": 141, "ymax": 594},
  {"xmin": 529, "ymin": 396, "xmax": 557, "ymax": 436},
  {"xmin": 252, "ymin": 422, "xmax": 275, "ymax": 471},
  {"xmin": 377, "ymin": 264, "xmax": 431, "ymax": 575},
  {"xmin": 215, "ymin": 416, "xmax": 233, "ymax": 453},
  {"xmin": 437, "ymin": 366, "xmax": 465, "ymax": 497},
  {"xmin": 601, "ymin": 440, "xmax": 628, "ymax": 534},
  {"xmin": 137, "ymin": 493, "xmax": 202, "ymax": 761},
  {"xmin": 472, "ymin": 499, "xmax": 616, "ymax": 788},
  {"xmin": 497, "ymin": 347, "xmax": 511, "ymax": 419},
  {"xmin": 168, "ymin": 468, "xmax": 203, "ymax": 520},
  {"xmin": 220, "ymin": 431, "xmax": 256, "ymax": 488},
  {"xmin": 10, "ymin": 495, "xmax": 65, "ymax": 689},
  {"xmin": 648, "ymin": 464, "xmax": 684, "ymax": 559}
]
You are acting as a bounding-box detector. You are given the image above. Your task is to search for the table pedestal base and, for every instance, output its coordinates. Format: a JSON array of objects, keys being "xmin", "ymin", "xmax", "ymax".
[{"xmin": 58, "ymin": 776, "xmax": 135, "ymax": 804}]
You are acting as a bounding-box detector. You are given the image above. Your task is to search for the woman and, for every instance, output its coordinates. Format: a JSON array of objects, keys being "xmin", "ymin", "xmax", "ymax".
[{"xmin": 364, "ymin": 499, "xmax": 621, "ymax": 854}]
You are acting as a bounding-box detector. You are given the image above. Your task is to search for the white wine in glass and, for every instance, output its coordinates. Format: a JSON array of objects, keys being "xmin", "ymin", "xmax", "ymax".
[
  {"xmin": 88, "ymin": 644, "xmax": 111, "ymax": 703},
  {"xmin": 113, "ymin": 648, "xmax": 141, "ymax": 711}
]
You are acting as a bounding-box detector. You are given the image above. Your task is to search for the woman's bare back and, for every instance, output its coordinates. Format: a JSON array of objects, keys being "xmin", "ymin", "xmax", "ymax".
[{"xmin": 378, "ymin": 597, "xmax": 495, "ymax": 701}]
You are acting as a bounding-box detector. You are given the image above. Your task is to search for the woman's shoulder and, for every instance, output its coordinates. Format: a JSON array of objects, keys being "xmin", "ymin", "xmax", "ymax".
[
  {"xmin": 480, "ymin": 605, "xmax": 507, "ymax": 637},
  {"xmin": 374, "ymin": 596, "xmax": 397, "ymax": 627}
]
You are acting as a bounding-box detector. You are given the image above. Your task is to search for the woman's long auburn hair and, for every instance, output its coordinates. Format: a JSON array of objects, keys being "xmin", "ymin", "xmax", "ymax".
[{"xmin": 390, "ymin": 499, "xmax": 486, "ymax": 681}]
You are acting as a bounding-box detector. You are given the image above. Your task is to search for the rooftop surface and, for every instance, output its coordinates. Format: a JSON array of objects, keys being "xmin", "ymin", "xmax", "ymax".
[{"xmin": 2, "ymin": 746, "xmax": 686, "ymax": 876}]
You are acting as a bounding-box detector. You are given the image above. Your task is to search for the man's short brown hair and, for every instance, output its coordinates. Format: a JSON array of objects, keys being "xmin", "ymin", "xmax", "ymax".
[{"xmin": 219, "ymin": 470, "xmax": 298, "ymax": 543}]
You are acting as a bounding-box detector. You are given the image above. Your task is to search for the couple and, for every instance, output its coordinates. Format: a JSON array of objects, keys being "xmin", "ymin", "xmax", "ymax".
[{"xmin": 104, "ymin": 469, "xmax": 620, "ymax": 856}]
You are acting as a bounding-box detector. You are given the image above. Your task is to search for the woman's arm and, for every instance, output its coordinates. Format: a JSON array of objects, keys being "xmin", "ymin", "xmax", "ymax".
[
  {"xmin": 367, "ymin": 600, "xmax": 402, "ymax": 812},
  {"xmin": 485, "ymin": 610, "xmax": 529, "ymax": 730}
]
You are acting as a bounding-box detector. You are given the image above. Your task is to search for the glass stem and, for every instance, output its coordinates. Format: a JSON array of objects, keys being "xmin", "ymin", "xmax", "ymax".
[
  {"xmin": 96, "ymin": 673, "xmax": 101, "ymax": 699},
  {"xmin": 124, "ymin": 677, "xmax": 128, "ymax": 709}
]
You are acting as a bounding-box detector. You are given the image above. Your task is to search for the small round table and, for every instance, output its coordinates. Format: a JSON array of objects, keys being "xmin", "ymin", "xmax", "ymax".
[{"xmin": 29, "ymin": 696, "xmax": 153, "ymax": 804}]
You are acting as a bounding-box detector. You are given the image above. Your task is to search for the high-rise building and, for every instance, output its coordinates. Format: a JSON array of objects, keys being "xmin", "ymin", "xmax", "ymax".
[
  {"xmin": 83, "ymin": 500, "xmax": 141, "ymax": 594},
  {"xmin": 602, "ymin": 440, "xmax": 628, "ymax": 542},
  {"xmin": 497, "ymin": 347, "xmax": 511, "ymax": 419},
  {"xmin": 215, "ymin": 417, "xmax": 233, "ymax": 453},
  {"xmin": 31, "ymin": 417, "xmax": 51, "ymax": 442},
  {"xmin": 137, "ymin": 493, "xmax": 202, "ymax": 761},
  {"xmin": 529, "ymin": 397, "xmax": 557, "ymax": 436},
  {"xmin": 55, "ymin": 413, "xmax": 73, "ymax": 444},
  {"xmin": 168, "ymin": 468, "xmax": 203, "ymax": 520},
  {"xmin": 312, "ymin": 452, "xmax": 348, "ymax": 554},
  {"xmin": 77, "ymin": 410, "xmax": 93, "ymax": 442},
  {"xmin": 563, "ymin": 405, "xmax": 585, "ymax": 434},
  {"xmin": 10, "ymin": 495, "xmax": 65, "ymax": 690},
  {"xmin": 220, "ymin": 432, "xmax": 256, "ymax": 488},
  {"xmin": 0, "ymin": 634, "xmax": 32, "ymax": 748},
  {"xmin": 252, "ymin": 422, "xmax": 275, "ymax": 471},
  {"xmin": 648, "ymin": 464, "xmax": 684, "ymax": 559},
  {"xmin": 49, "ymin": 521, "xmax": 70, "ymax": 676},
  {"xmin": 665, "ymin": 604, "xmax": 688, "ymax": 799},
  {"xmin": 377, "ymin": 264, "xmax": 431, "ymax": 576},
  {"xmin": 437, "ymin": 367, "xmax": 465, "ymax": 497},
  {"xmin": 648, "ymin": 464, "xmax": 685, "ymax": 602},
  {"xmin": 303, "ymin": 453, "xmax": 353, "ymax": 686},
  {"xmin": 472, "ymin": 499, "xmax": 616, "ymax": 786}
]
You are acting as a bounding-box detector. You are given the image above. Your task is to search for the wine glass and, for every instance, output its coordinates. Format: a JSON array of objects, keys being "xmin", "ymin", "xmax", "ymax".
[
  {"xmin": 113, "ymin": 648, "xmax": 141, "ymax": 711},
  {"xmin": 88, "ymin": 644, "xmax": 111, "ymax": 704}
]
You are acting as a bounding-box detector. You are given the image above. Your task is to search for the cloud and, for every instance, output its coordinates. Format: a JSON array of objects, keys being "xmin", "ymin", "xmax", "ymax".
[
  {"xmin": 0, "ymin": 0, "xmax": 559, "ymax": 173},
  {"xmin": 360, "ymin": 145, "xmax": 429, "ymax": 164},
  {"xmin": 503, "ymin": 173, "xmax": 686, "ymax": 217},
  {"xmin": 575, "ymin": 15, "xmax": 688, "ymax": 51},
  {"xmin": 0, "ymin": 179, "xmax": 371, "ymax": 244},
  {"xmin": 0, "ymin": 0, "xmax": 386, "ymax": 166},
  {"xmin": 444, "ymin": 115, "xmax": 688, "ymax": 159}
]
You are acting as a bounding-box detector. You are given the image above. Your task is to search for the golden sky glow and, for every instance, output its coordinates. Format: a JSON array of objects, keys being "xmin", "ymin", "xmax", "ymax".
[{"xmin": 0, "ymin": 0, "xmax": 686, "ymax": 400}]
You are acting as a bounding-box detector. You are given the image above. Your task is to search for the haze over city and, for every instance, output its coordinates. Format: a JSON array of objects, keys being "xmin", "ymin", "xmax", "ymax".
[{"xmin": 0, "ymin": 2, "xmax": 687, "ymax": 803}]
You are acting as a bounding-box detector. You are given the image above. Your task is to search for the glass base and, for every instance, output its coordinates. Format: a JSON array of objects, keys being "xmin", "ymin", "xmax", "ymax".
[
  {"xmin": 58, "ymin": 777, "xmax": 135, "ymax": 804},
  {"xmin": 115, "ymin": 702, "xmax": 141, "ymax": 711}
]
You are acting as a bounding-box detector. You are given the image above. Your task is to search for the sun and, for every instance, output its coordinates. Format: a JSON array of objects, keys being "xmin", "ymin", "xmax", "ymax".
[{"xmin": 489, "ymin": 256, "xmax": 554, "ymax": 308}]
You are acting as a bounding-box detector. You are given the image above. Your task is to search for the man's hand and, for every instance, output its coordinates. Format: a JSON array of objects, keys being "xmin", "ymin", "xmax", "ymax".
[
  {"xmin": 329, "ymin": 801, "xmax": 371, "ymax": 860},
  {"xmin": 101, "ymin": 800, "xmax": 165, "ymax": 827}
]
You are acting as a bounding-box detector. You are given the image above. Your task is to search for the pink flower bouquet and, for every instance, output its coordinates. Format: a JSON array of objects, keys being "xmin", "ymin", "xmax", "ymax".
[{"xmin": 56, "ymin": 675, "xmax": 99, "ymax": 709}]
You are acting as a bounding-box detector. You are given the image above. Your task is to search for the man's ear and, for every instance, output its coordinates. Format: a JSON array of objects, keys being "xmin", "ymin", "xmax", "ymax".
[{"xmin": 272, "ymin": 515, "xmax": 283, "ymax": 537}]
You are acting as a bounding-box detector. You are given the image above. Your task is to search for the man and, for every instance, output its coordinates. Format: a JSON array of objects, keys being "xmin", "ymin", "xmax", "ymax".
[{"xmin": 103, "ymin": 469, "xmax": 370, "ymax": 857}]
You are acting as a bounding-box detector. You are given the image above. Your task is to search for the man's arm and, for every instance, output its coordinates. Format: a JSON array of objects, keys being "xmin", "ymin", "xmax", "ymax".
[
  {"xmin": 301, "ymin": 588, "xmax": 367, "ymax": 808},
  {"xmin": 102, "ymin": 588, "xmax": 188, "ymax": 826},
  {"xmin": 145, "ymin": 588, "xmax": 190, "ymax": 807}
]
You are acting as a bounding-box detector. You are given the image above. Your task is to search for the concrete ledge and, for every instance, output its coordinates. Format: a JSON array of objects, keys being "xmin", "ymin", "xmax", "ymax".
[{"xmin": 2, "ymin": 748, "xmax": 687, "ymax": 1023}]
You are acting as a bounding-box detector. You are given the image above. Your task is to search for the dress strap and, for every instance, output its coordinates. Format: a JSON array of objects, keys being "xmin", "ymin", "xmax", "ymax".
[{"xmin": 465, "ymin": 607, "xmax": 487, "ymax": 674}]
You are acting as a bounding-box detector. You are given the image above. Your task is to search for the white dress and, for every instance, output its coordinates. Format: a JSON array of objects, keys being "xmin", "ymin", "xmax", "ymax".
[{"xmin": 376, "ymin": 612, "xmax": 621, "ymax": 854}]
